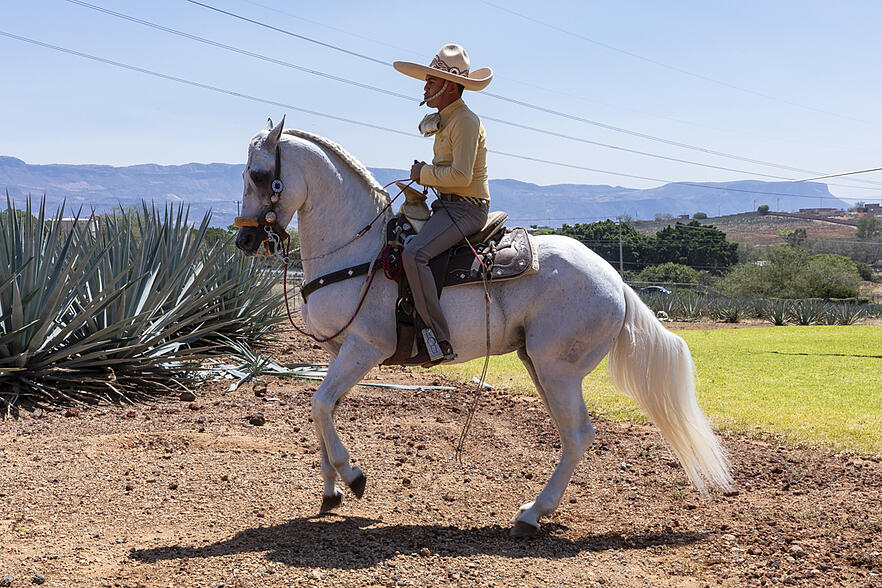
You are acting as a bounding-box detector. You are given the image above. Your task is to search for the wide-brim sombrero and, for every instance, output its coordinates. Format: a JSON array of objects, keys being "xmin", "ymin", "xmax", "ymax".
[{"xmin": 394, "ymin": 44, "xmax": 493, "ymax": 91}]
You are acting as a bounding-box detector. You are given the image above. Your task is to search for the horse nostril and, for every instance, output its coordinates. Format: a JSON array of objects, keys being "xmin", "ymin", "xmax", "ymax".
[{"xmin": 236, "ymin": 232, "xmax": 253, "ymax": 250}]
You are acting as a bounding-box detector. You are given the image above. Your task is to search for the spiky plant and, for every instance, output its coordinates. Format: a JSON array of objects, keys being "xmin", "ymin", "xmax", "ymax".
[
  {"xmin": 826, "ymin": 302, "xmax": 865, "ymax": 326},
  {"xmin": 762, "ymin": 299, "xmax": 791, "ymax": 326},
  {"xmin": 0, "ymin": 198, "xmax": 281, "ymax": 411},
  {"xmin": 715, "ymin": 297, "xmax": 747, "ymax": 323},
  {"xmin": 791, "ymin": 299, "xmax": 826, "ymax": 326},
  {"xmin": 677, "ymin": 292, "xmax": 708, "ymax": 321}
]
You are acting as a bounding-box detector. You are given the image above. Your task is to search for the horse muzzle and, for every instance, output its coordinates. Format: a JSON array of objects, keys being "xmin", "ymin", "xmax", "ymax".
[{"xmin": 235, "ymin": 226, "xmax": 264, "ymax": 256}]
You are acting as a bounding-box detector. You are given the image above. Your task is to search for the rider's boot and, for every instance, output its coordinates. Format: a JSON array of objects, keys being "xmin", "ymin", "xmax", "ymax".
[{"xmin": 403, "ymin": 329, "xmax": 456, "ymax": 367}]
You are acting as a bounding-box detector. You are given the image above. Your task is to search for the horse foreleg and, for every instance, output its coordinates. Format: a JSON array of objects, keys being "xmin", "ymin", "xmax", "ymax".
[
  {"xmin": 513, "ymin": 353, "xmax": 595, "ymax": 537},
  {"xmin": 310, "ymin": 336, "xmax": 384, "ymax": 505}
]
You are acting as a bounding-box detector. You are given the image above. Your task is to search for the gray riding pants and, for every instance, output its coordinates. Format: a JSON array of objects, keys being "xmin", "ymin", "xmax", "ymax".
[{"xmin": 401, "ymin": 198, "xmax": 488, "ymax": 344}]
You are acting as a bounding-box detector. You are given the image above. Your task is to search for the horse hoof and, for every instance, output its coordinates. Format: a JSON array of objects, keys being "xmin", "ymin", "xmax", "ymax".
[
  {"xmin": 510, "ymin": 520, "xmax": 540, "ymax": 538},
  {"xmin": 320, "ymin": 489, "xmax": 344, "ymax": 513},
  {"xmin": 349, "ymin": 472, "xmax": 367, "ymax": 499}
]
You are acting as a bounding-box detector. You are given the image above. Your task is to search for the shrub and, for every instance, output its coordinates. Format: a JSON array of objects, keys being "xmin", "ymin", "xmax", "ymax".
[
  {"xmin": 693, "ymin": 212, "xmax": 708, "ymax": 219},
  {"xmin": 855, "ymin": 262, "xmax": 874, "ymax": 281},
  {"xmin": 636, "ymin": 262, "xmax": 699, "ymax": 284},
  {"xmin": 720, "ymin": 247, "xmax": 862, "ymax": 300},
  {"xmin": 758, "ymin": 204, "xmax": 770, "ymax": 214}
]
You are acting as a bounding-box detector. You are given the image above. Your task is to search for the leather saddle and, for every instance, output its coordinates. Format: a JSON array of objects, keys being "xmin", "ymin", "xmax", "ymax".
[{"xmin": 380, "ymin": 186, "xmax": 539, "ymax": 365}]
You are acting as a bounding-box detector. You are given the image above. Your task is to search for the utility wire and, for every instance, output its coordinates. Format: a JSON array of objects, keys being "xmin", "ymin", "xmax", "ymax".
[
  {"xmin": 237, "ymin": 0, "xmax": 852, "ymax": 153},
  {"xmin": 0, "ymin": 30, "xmax": 413, "ymax": 138},
  {"xmin": 66, "ymin": 0, "xmax": 882, "ymax": 191},
  {"xmin": 477, "ymin": 0, "xmax": 882, "ymax": 128},
  {"xmin": 791, "ymin": 167, "xmax": 882, "ymax": 182},
  {"xmin": 0, "ymin": 29, "xmax": 866, "ymax": 204},
  {"xmin": 181, "ymin": 0, "xmax": 882, "ymax": 188}
]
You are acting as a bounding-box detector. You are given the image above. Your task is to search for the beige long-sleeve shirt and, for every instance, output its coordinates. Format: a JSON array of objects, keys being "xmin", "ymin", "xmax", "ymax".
[{"xmin": 419, "ymin": 99, "xmax": 490, "ymax": 199}]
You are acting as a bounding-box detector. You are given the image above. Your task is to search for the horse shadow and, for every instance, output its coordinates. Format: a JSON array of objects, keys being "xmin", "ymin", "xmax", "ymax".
[{"xmin": 129, "ymin": 515, "xmax": 705, "ymax": 570}]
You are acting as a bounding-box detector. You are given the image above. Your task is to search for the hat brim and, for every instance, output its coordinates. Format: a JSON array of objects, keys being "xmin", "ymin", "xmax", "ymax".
[{"xmin": 393, "ymin": 61, "xmax": 492, "ymax": 91}]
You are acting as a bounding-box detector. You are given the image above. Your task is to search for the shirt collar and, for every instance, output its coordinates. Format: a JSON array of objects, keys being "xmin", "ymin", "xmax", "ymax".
[{"xmin": 438, "ymin": 98, "xmax": 465, "ymax": 126}]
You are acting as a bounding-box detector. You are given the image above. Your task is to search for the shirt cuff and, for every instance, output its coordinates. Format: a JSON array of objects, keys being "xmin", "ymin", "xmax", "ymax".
[{"xmin": 419, "ymin": 165, "xmax": 435, "ymax": 186}]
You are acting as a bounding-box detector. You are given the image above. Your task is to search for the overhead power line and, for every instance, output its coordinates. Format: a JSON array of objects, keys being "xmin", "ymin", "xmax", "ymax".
[
  {"xmin": 67, "ymin": 0, "xmax": 859, "ymax": 186},
  {"xmin": 477, "ymin": 0, "xmax": 882, "ymax": 128},
  {"xmin": 0, "ymin": 30, "xmax": 867, "ymax": 204},
  {"xmin": 791, "ymin": 166, "xmax": 882, "ymax": 183},
  {"xmin": 180, "ymin": 0, "xmax": 882, "ymax": 189},
  {"xmin": 237, "ymin": 0, "xmax": 852, "ymax": 153}
]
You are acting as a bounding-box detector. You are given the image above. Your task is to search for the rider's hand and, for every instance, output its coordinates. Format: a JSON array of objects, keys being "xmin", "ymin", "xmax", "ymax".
[{"xmin": 410, "ymin": 161, "xmax": 426, "ymax": 182}]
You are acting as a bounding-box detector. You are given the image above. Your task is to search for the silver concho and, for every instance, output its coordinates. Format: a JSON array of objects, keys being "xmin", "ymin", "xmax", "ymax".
[
  {"xmin": 264, "ymin": 211, "xmax": 277, "ymax": 224},
  {"xmin": 271, "ymin": 179, "xmax": 283, "ymax": 193},
  {"xmin": 270, "ymin": 194, "xmax": 280, "ymax": 204}
]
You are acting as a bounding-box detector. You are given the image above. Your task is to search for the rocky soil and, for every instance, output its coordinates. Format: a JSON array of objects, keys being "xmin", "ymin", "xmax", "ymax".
[{"xmin": 1, "ymin": 329, "xmax": 880, "ymax": 587}]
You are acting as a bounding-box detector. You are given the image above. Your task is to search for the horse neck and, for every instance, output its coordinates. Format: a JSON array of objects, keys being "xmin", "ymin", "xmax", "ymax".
[{"xmin": 295, "ymin": 150, "xmax": 387, "ymax": 281}]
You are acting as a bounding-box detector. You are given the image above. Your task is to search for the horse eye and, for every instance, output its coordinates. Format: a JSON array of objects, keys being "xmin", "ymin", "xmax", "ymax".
[{"xmin": 250, "ymin": 169, "xmax": 271, "ymax": 185}]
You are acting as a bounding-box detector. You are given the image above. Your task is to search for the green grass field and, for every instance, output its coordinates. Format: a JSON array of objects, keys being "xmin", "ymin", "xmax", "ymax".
[{"xmin": 433, "ymin": 326, "xmax": 882, "ymax": 455}]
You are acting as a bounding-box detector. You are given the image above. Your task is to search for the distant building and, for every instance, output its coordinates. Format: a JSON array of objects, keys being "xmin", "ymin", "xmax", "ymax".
[
  {"xmin": 57, "ymin": 216, "xmax": 101, "ymax": 237},
  {"xmin": 798, "ymin": 207, "xmax": 839, "ymax": 215}
]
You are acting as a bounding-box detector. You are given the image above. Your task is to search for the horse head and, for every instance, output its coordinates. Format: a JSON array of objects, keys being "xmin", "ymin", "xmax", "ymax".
[{"xmin": 235, "ymin": 116, "xmax": 307, "ymax": 256}]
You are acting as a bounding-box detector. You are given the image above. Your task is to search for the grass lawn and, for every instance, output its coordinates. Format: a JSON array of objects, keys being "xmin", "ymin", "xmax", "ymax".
[{"xmin": 433, "ymin": 325, "xmax": 882, "ymax": 455}]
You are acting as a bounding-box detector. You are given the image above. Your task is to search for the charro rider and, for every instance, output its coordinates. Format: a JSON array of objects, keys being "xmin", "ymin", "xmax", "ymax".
[{"xmin": 393, "ymin": 43, "xmax": 493, "ymax": 366}]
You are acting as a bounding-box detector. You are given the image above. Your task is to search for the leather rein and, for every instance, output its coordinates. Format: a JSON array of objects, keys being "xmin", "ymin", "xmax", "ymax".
[{"xmin": 233, "ymin": 139, "xmax": 407, "ymax": 343}]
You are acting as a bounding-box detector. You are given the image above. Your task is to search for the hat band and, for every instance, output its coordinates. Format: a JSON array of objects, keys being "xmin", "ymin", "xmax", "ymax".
[{"xmin": 430, "ymin": 55, "xmax": 469, "ymax": 76}]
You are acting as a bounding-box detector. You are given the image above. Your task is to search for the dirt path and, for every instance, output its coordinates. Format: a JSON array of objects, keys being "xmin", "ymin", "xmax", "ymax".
[{"xmin": 1, "ymin": 332, "xmax": 880, "ymax": 587}]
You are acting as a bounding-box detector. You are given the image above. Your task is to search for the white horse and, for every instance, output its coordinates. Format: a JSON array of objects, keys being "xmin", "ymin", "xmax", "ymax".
[{"xmin": 235, "ymin": 119, "xmax": 734, "ymax": 537}]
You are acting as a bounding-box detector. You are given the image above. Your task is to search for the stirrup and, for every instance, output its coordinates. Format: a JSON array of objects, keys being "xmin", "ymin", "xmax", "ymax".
[{"xmin": 403, "ymin": 340, "xmax": 456, "ymax": 367}]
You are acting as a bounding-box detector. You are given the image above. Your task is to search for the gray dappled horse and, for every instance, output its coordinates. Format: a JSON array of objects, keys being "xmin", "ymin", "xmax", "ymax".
[{"xmin": 235, "ymin": 119, "xmax": 733, "ymax": 537}]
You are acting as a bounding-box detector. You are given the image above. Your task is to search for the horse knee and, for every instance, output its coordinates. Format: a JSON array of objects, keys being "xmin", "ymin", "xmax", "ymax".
[{"xmin": 310, "ymin": 393, "xmax": 334, "ymax": 422}]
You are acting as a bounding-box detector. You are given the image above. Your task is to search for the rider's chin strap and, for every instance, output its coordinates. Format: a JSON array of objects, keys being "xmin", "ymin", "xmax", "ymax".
[{"xmin": 419, "ymin": 80, "xmax": 448, "ymax": 107}]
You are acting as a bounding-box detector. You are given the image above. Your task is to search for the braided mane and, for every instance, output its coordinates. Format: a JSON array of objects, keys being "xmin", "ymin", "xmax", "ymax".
[{"xmin": 283, "ymin": 129, "xmax": 390, "ymax": 205}]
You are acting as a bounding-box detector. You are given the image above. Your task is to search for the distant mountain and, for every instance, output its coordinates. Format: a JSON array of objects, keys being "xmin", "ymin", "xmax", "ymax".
[{"xmin": 1, "ymin": 156, "xmax": 849, "ymax": 227}]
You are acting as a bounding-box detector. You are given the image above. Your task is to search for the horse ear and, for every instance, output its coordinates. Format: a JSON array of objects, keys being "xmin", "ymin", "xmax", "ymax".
[
  {"xmin": 266, "ymin": 115, "xmax": 286, "ymax": 146},
  {"xmin": 265, "ymin": 117, "xmax": 273, "ymax": 131}
]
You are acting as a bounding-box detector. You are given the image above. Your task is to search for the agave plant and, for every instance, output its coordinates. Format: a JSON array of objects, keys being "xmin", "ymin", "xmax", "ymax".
[
  {"xmin": 762, "ymin": 299, "xmax": 791, "ymax": 326},
  {"xmin": 826, "ymin": 302, "xmax": 865, "ymax": 326},
  {"xmin": 0, "ymin": 198, "xmax": 282, "ymax": 410},
  {"xmin": 715, "ymin": 297, "xmax": 747, "ymax": 323},
  {"xmin": 791, "ymin": 298, "xmax": 826, "ymax": 326},
  {"xmin": 677, "ymin": 292, "xmax": 708, "ymax": 321}
]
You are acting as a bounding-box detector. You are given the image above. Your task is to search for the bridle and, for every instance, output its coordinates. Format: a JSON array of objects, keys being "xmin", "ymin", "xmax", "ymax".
[
  {"xmin": 233, "ymin": 139, "xmax": 290, "ymax": 259},
  {"xmin": 233, "ymin": 136, "xmax": 409, "ymax": 342}
]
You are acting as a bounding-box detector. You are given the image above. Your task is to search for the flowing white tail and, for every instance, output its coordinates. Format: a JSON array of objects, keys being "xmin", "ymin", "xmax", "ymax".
[{"xmin": 608, "ymin": 285, "xmax": 733, "ymax": 495}]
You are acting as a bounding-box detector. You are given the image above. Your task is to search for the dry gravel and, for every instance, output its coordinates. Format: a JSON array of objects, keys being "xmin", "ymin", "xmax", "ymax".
[{"xmin": 1, "ymin": 329, "xmax": 880, "ymax": 587}]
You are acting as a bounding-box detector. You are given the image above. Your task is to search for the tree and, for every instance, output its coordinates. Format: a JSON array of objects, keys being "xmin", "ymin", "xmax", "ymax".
[
  {"xmin": 636, "ymin": 262, "xmax": 699, "ymax": 284},
  {"xmin": 780, "ymin": 228, "xmax": 807, "ymax": 248},
  {"xmin": 757, "ymin": 204, "xmax": 770, "ymax": 214},
  {"xmin": 557, "ymin": 220, "xmax": 651, "ymax": 271},
  {"xmin": 693, "ymin": 212, "xmax": 708, "ymax": 219},
  {"xmin": 644, "ymin": 221, "xmax": 738, "ymax": 274},
  {"xmin": 856, "ymin": 217, "xmax": 881, "ymax": 240},
  {"xmin": 719, "ymin": 246, "xmax": 862, "ymax": 299}
]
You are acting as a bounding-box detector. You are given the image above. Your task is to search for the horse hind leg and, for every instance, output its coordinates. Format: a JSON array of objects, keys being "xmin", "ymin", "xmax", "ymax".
[{"xmin": 512, "ymin": 350, "xmax": 596, "ymax": 537}]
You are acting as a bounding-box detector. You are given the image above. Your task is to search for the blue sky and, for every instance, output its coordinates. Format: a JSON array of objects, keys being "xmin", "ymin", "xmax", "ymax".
[{"xmin": 2, "ymin": 0, "xmax": 881, "ymax": 203}]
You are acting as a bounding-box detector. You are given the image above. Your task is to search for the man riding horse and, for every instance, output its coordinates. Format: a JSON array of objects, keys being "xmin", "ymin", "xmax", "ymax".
[{"xmin": 393, "ymin": 44, "xmax": 493, "ymax": 366}]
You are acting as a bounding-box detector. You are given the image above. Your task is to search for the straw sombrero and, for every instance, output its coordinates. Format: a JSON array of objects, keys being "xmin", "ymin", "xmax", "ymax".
[{"xmin": 393, "ymin": 44, "xmax": 493, "ymax": 91}]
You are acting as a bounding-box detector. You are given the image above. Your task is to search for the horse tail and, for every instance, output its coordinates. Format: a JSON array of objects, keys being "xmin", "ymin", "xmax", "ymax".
[{"xmin": 608, "ymin": 284, "xmax": 733, "ymax": 496}]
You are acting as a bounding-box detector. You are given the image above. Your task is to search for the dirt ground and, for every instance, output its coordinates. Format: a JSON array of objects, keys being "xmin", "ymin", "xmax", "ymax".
[{"xmin": 1, "ymin": 328, "xmax": 880, "ymax": 587}]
